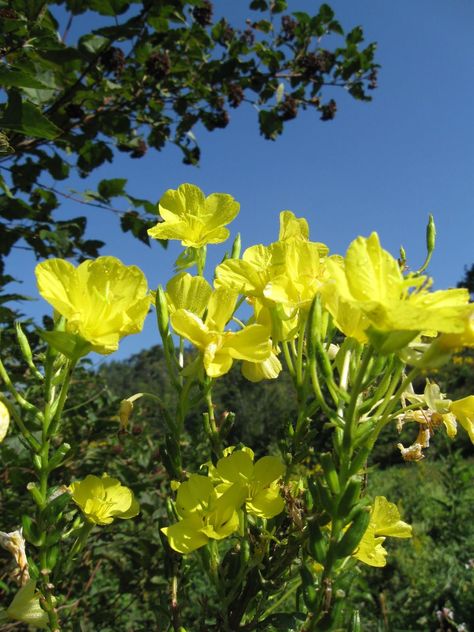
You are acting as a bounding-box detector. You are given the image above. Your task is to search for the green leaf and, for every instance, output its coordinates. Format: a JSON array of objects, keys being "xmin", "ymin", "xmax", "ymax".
[
  {"xmin": 258, "ymin": 109, "xmax": 283, "ymax": 140},
  {"xmin": 0, "ymin": 91, "xmax": 61, "ymax": 140},
  {"xmin": 260, "ymin": 613, "xmax": 306, "ymax": 630},
  {"xmin": 0, "ymin": 67, "xmax": 53, "ymax": 89},
  {"xmin": 98, "ymin": 178, "xmax": 127, "ymax": 199}
]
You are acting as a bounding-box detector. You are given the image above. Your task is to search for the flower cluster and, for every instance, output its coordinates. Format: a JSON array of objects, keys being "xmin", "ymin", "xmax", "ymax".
[{"xmin": 162, "ymin": 447, "xmax": 285, "ymax": 554}]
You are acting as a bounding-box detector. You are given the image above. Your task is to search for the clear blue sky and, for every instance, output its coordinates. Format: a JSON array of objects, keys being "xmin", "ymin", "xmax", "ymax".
[{"xmin": 7, "ymin": 0, "xmax": 474, "ymax": 364}]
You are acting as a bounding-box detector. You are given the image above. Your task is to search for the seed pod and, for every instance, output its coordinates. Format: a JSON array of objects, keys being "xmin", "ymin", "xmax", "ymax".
[
  {"xmin": 300, "ymin": 565, "xmax": 317, "ymax": 609},
  {"xmin": 348, "ymin": 447, "xmax": 371, "ymax": 476},
  {"xmin": 15, "ymin": 322, "xmax": 43, "ymax": 380},
  {"xmin": 46, "ymin": 544, "xmax": 60, "ymax": 570},
  {"xmin": 307, "ymin": 295, "xmax": 322, "ymax": 359},
  {"xmin": 350, "ymin": 610, "xmax": 361, "ymax": 632},
  {"xmin": 316, "ymin": 342, "xmax": 334, "ymax": 382},
  {"xmin": 155, "ymin": 285, "xmax": 169, "ymax": 339},
  {"xmin": 48, "ymin": 443, "xmax": 71, "ymax": 472},
  {"xmin": 320, "ymin": 453, "xmax": 340, "ymax": 495},
  {"xmin": 230, "ymin": 232, "xmax": 241, "ymax": 259},
  {"xmin": 308, "ymin": 521, "xmax": 327, "ymax": 564},
  {"xmin": 335, "ymin": 508, "xmax": 371, "ymax": 558},
  {"xmin": 336, "ymin": 477, "xmax": 361, "ymax": 518}
]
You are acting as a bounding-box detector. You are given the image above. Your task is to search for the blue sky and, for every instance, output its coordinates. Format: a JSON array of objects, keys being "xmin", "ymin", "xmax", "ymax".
[{"xmin": 6, "ymin": 0, "xmax": 474, "ymax": 364}]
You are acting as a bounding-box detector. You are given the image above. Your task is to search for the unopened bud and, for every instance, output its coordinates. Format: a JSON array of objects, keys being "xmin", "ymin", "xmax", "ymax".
[
  {"xmin": 119, "ymin": 399, "xmax": 134, "ymax": 431},
  {"xmin": 155, "ymin": 285, "xmax": 169, "ymax": 339},
  {"xmin": 426, "ymin": 213, "xmax": 436, "ymax": 254}
]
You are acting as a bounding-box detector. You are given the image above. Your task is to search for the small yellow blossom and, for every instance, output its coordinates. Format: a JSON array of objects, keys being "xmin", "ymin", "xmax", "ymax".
[
  {"xmin": 0, "ymin": 400, "xmax": 9, "ymax": 443},
  {"xmin": 171, "ymin": 288, "xmax": 272, "ymax": 378},
  {"xmin": 147, "ymin": 183, "xmax": 239, "ymax": 248},
  {"xmin": 210, "ymin": 448, "xmax": 285, "ymax": 519},
  {"xmin": 161, "ymin": 474, "xmax": 245, "ymax": 554},
  {"xmin": 35, "ymin": 256, "xmax": 150, "ymax": 355},
  {"xmin": 69, "ymin": 474, "xmax": 140, "ymax": 525},
  {"xmin": 353, "ymin": 496, "xmax": 412, "ymax": 567},
  {"xmin": 449, "ymin": 396, "xmax": 474, "ymax": 442}
]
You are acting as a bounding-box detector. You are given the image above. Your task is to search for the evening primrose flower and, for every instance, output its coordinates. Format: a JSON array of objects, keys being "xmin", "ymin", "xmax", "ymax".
[
  {"xmin": 147, "ymin": 183, "xmax": 239, "ymax": 247},
  {"xmin": 165, "ymin": 272, "xmax": 212, "ymax": 317},
  {"xmin": 321, "ymin": 233, "xmax": 470, "ymax": 344},
  {"xmin": 69, "ymin": 474, "xmax": 140, "ymax": 525},
  {"xmin": 1, "ymin": 580, "xmax": 48, "ymax": 628},
  {"xmin": 0, "ymin": 400, "xmax": 9, "ymax": 442},
  {"xmin": 35, "ymin": 256, "xmax": 150, "ymax": 355},
  {"xmin": 449, "ymin": 396, "xmax": 474, "ymax": 442},
  {"xmin": 437, "ymin": 307, "xmax": 474, "ymax": 349},
  {"xmin": 170, "ymin": 288, "xmax": 272, "ymax": 377},
  {"xmin": 353, "ymin": 496, "xmax": 412, "ymax": 567},
  {"xmin": 210, "ymin": 447, "xmax": 285, "ymax": 519},
  {"xmin": 161, "ymin": 474, "xmax": 246, "ymax": 554}
]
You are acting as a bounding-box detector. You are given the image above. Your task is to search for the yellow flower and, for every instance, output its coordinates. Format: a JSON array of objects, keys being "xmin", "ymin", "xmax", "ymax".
[
  {"xmin": 321, "ymin": 233, "xmax": 470, "ymax": 343},
  {"xmin": 147, "ymin": 183, "xmax": 239, "ymax": 248},
  {"xmin": 278, "ymin": 210, "xmax": 309, "ymax": 242},
  {"xmin": 69, "ymin": 474, "xmax": 140, "ymax": 525},
  {"xmin": 170, "ymin": 288, "xmax": 272, "ymax": 377},
  {"xmin": 35, "ymin": 256, "xmax": 150, "ymax": 355},
  {"xmin": 0, "ymin": 400, "xmax": 9, "ymax": 443},
  {"xmin": 210, "ymin": 447, "xmax": 285, "ymax": 519},
  {"xmin": 449, "ymin": 396, "xmax": 474, "ymax": 443},
  {"xmin": 438, "ymin": 307, "xmax": 474, "ymax": 349},
  {"xmin": 161, "ymin": 474, "xmax": 245, "ymax": 554},
  {"xmin": 4, "ymin": 580, "xmax": 48, "ymax": 629},
  {"xmin": 165, "ymin": 272, "xmax": 212, "ymax": 317},
  {"xmin": 353, "ymin": 496, "xmax": 412, "ymax": 567}
]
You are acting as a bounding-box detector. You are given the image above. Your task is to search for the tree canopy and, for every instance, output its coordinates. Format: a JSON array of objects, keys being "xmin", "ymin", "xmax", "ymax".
[{"xmin": 0, "ymin": 0, "xmax": 378, "ymax": 280}]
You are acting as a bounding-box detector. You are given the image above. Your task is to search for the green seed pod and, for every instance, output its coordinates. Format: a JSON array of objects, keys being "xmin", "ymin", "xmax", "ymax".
[
  {"xmin": 308, "ymin": 521, "xmax": 327, "ymax": 564},
  {"xmin": 307, "ymin": 295, "xmax": 322, "ymax": 359},
  {"xmin": 320, "ymin": 453, "xmax": 340, "ymax": 495},
  {"xmin": 230, "ymin": 232, "xmax": 241, "ymax": 259},
  {"xmin": 46, "ymin": 544, "xmax": 60, "ymax": 570},
  {"xmin": 15, "ymin": 322, "xmax": 43, "ymax": 380},
  {"xmin": 336, "ymin": 477, "xmax": 362, "ymax": 518},
  {"xmin": 335, "ymin": 507, "xmax": 371, "ymax": 558},
  {"xmin": 350, "ymin": 610, "xmax": 361, "ymax": 632},
  {"xmin": 300, "ymin": 565, "xmax": 317, "ymax": 609},
  {"xmin": 349, "ymin": 447, "xmax": 371, "ymax": 477},
  {"xmin": 316, "ymin": 342, "xmax": 334, "ymax": 382},
  {"xmin": 48, "ymin": 443, "xmax": 71, "ymax": 472},
  {"xmin": 240, "ymin": 538, "xmax": 251, "ymax": 565},
  {"xmin": 165, "ymin": 433, "xmax": 182, "ymax": 471},
  {"xmin": 155, "ymin": 285, "xmax": 169, "ymax": 339},
  {"xmin": 426, "ymin": 213, "xmax": 436, "ymax": 255}
]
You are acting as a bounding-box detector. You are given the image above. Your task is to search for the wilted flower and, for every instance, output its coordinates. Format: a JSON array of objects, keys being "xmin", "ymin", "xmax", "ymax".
[
  {"xmin": 148, "ymin": 183, "xmax": 240, "ymax": 248},
  {"xmin": 0, "ymin": 529, "xmax": 29, "ymax": 585},
  {"xmin": 35, "ymin": 256, "xmax": 150, "ymax": 355},
  {"xmin": 69, "ymin": 474, "xmax": 140, "ymax": 525}
]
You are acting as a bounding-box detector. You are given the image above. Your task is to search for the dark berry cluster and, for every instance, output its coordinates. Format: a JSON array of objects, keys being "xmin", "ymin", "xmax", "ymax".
[
  {"xmin": 280, "ymin": 15, "xmax": 297, "ymax": 41},
  {"xmin": 227, "ymin": 84, "xmax": 244, "ymax": 108},
  {"xmin": 279, "ymin": 95, "xmax": 298, "ymax": 121},
  {"xmin": 0, "ymin": 7, "xmax": 17, "ymax": 18},
  {"xmin": 192, "ymin": 1, "xmax": 213, "ymax": 27},
  {"xmin": 299, "ymin": 50, "xmax": 335, "ymax": 77},
  {"xmin": 145, "ymin": 51, "xmax": 171, "ymax": 80},
  {"xmin": 320, "ymin": 99, "xmax": 337, "ymax": 121},
  {"xmin": 130, "ymin": 139, "xmax": 148, "ymax": 159},
  {"xmin": 99, "ymin": 47, "xmax": 125, "ymax": 75}
]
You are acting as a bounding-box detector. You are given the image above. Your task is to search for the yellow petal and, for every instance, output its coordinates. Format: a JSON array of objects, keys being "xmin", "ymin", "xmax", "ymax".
[
  {"xmin": 450, "ymin": 396, "xmax": 474, "ymax": 442},
  {"xmin": 241, "ymin": 351, "xmax": 282, "ymax": 382},
  {"xmin": 161, "ymin": 515, "xmax": 208, "ymax": 554},
  {"xmin": 253, "ymin": 456, "xmax": 285, "ymax": 488},
  {"xmin": 0, "ymin": 401, "xmax": 10, "ymax": 443},
  {"xmin": 176, "ymin": 474, "xmax": 216, "ymax": 516},
  {"xmin": 371, "ymin": 496, "xmax": 412, "ymax": 539},
  {"xmin": 247, "ymin": 487, "xmax": 285, "ymax": 519},
  {"xmin": 206, "ymin": 289, "xmax": 237, "ymax": 331},
  {"xmin": 166, "ymin": 272, "xmax": 212, "ymax": 317},
  {"xmin": 278, "ymin": 210, "xmax": 309, "ymax": 242},
  {"xmin": 216, "ymin": 450, "xmax": 254, "ymax": 484},
  {"xmin": 224, "ymin": 325, "xmax": 271, "ymax": 362},
  {"xmin": 171, "ymin": 310, "xmax": 209, "ymax": 350}
]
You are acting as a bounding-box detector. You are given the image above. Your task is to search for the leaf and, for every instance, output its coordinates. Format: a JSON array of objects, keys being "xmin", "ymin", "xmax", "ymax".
[
  {"xmin": 258, "ymin": 109, "xmax": 283, "ymax": 140},
  {"xmin": 0, "ymin": 91, "xmax": 61, "ymax": 140},
  {"xmin": 98, "ymin": 178, "xmax": 127, "ymax": 199},
  {"xmin": 259, "ymin": 612, "xmax": 306, "ymax": 630},
  {"xmin": 0, "ymin": 67, "xmax": 53, "ymax": 89}
]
